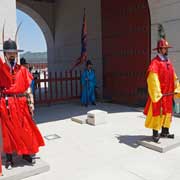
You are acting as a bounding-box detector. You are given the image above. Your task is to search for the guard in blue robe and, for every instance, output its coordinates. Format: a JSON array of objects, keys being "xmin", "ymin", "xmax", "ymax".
[{"xmin": 81, "ymin": 60, "xmax": 96, "ymax": 106}]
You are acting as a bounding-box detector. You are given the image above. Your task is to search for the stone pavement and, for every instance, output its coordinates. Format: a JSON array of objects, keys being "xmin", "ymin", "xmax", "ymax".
[
  {"xmin": 0, "ymin": 156, "xmax": 49, "ymax": 180},
  {"xmin": 6, "ymin": 102, "xmax": 180, "ymax": 180}
]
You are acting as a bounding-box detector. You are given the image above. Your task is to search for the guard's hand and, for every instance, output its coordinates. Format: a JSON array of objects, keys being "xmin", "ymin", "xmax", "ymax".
[
  {"xmin": 29, "ymin": 106, "xmax": 34, "ymax": 117},
  {"xmin": 30, "ymin": 110, "xmax": 34, "ymax": 117}
]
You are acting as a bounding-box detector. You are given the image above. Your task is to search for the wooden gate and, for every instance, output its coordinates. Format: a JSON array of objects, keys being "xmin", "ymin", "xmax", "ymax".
[
  {"xmin": 101, "ymin": 0, "xmax": 151, "ymax": 105},
  {"xmin": 34, "ymin": 70, "xmax": 82, "ymax": 105}
]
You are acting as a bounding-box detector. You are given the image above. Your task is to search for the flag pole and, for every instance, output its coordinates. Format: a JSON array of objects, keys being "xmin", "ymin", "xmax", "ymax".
[{"xmin": 70, "ymin": 8, "xmax": 87, "ymax": 71}]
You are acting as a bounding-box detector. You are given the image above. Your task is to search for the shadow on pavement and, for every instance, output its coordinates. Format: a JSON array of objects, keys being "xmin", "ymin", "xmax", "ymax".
[
  {"xmin": 34, "ymin": 101, "xmax": 140, "ymax": 124},
  {"xmin": 115, "ymin": 135, "xmax": 150, "ymax": 148}
]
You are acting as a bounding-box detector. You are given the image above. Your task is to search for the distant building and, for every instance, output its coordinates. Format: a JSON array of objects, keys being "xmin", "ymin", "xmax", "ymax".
[
  {"xmin": 20, "ymin": 51, "xmax": 47, "ymax": 71},
  {"xmin": 29, "ymin": 63, "xmax": 47, "ymax": 71}
]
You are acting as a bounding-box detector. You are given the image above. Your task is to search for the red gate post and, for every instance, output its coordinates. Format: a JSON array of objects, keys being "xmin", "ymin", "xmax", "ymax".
[
  {"xmin": 33, "ymin": 78, "xmax": 37, "ymax": 103},
  {"xmin": 70, "ymin": 70, "xmax": 73, "ymax": 98},
  {"xmin": 38, "ymin": 71, "xmax": 42, "ymax": 103},
  {"xmin": 49, "ymin": 72, "xmax": 53, "ymax": 104},
  {"xmin": 65, "ymin": 71, "xmax": 68, "ymax": 98},
  {"xmin": 75, "ymin": 70, "xmax": 78, "ymax": 97},
  {"xmin": 60, "ymin": 72, "xmax": 63, "ymax": 100},
  {"xmin": 44, "ymin": 71, "xmax": 48, "ymax": 103},
  {"xmin": 79, "ymin": 70, "xmax": 82, "ymax": 95},
  {"xmin": 55, "ymin": 72, "xmax": 58, "ymax": 101}
]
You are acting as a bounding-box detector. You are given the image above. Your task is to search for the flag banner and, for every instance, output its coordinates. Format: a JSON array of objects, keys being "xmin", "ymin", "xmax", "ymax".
[{"xmin": 70, "ymin": 9, "xmax": 87, "ymax": 71}]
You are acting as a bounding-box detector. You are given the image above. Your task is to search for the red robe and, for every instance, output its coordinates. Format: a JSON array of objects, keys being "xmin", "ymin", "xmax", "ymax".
[
  {"xmin": 0, "ymin": 57, "xmax": 44, "ymax": 155},
  {"xmin": 144, "ymin": 55, "xmax": 175, "ymax": 116}
]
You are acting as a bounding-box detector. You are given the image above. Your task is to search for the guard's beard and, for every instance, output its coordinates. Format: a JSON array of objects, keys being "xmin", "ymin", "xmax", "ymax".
[{"xmin": 9, "ymin": 57, "xmax": 16, "ymax": 68}]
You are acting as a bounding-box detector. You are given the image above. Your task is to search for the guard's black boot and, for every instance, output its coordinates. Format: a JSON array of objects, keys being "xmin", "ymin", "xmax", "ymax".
[
  {"xmin": 92, "ymin": 102, "xmax": 96, "ymax": 105},
  {"xmin": 152, "ymin": 129, "xmax": 160, "ymax": 143},
  {"xmin": 22, "ymin": 155, "xmax": 36, "ymax": 164},
  {"xmin": 5, "ymin": 154, "xmax": 14, "ymax": 170},
  {"xmin": 160, "ymin": 127, "xmax": 174, "ymax": 139}
]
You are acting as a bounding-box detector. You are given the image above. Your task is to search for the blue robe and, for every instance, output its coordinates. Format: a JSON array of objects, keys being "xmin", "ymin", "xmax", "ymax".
[
  {"xmin": 31, "ymin": 79, "xmax": 35, "ymax": 94},
  {"xmin": 81, "ymin": 69, "xmax": 96, "ymax": 105}
]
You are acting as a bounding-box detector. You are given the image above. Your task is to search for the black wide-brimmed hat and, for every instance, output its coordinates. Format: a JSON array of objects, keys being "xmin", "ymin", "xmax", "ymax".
[
  {"xmin": 86, "ymin": 60, "xmax": 92, "ymax": 66},
  {"xmin": 0, "ymin": 39, "xmax": 23, "ymax": 52},
  {"xmin": 20, "ymin": 57, "xmax": 28, "ymax": 65}
]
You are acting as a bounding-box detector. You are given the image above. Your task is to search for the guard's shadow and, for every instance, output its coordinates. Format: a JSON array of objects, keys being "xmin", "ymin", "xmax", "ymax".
[{"xmin": 115, "ymin": 135, "xmax": 151, "ymax": 148}]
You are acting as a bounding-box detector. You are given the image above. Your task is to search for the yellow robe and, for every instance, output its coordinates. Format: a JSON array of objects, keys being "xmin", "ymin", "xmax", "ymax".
[{"xmin": 145, "ymin": 72, "xmax": 180, "ymax": 131}]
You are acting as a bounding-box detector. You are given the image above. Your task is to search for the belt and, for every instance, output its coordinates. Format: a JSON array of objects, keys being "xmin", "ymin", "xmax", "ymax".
[{"xmin": 0, "ymin": 94, "xmax": 26, "ymax": 98}]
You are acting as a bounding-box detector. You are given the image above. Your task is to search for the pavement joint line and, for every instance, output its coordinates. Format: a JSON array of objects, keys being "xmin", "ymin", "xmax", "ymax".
[
  {"xmin": 125, "ymin": 169, "xmax": 148, "ymax": 180},
  {"xmin": 44, "ymin": 134, "xmax": 61, "ymax": 141}
]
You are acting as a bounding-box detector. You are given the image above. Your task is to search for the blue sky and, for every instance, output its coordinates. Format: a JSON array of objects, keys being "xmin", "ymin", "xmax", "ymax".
[{"xmin": 16, "ymin": 9, "xmax": 47, "ymax": 53}]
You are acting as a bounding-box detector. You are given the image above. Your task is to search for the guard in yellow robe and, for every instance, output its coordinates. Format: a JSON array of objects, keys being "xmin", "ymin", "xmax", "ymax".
[{"xmin": 144, "ymin": 38, "xmax": 180, "ymax": 142}]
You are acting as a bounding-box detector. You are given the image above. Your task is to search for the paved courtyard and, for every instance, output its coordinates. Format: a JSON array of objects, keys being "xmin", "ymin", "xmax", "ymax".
[{"xmin": 11, "ymin": 102, "xmax": 180, "ymax": 180}]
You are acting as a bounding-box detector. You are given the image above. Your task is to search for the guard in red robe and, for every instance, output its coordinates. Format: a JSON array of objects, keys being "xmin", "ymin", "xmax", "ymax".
[
  {"xmin": 144, "ymin": 38, "xmax": 180, "ymax": 142},
  {"xmin": 0, "ymin": 39, "xmax": 45, "ymax": 169}
]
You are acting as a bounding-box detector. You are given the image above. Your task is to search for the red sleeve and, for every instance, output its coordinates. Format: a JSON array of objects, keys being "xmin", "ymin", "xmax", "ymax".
[
  {"xmin": 23, "ymin": 67, "xmax": 33, "ymax": 90},
  {"xmin": 0, "ymin": 57, "xmax": 11, "ymax": 88},
  {"xmin": 5, "ymin": 66, "xmax": 33, "ymax": 94},
  {"xmin": 15, "ymin": 66, "xmax": 33, "ymax": 92},
  {"xmin": 148, "ymin": 59, "xmax": 159, "ymax": 74},
  {"xmin": 145, "ymin": 58, "xmax": 159, "ymax": 78}
]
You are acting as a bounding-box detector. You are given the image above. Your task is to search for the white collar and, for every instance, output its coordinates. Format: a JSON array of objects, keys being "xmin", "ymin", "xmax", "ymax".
[
  {"xmin": 158, "ymin": 53, "xmax": 168, "ymax": 61},
  {"xmin": 4, "ymin": 56, "xmax": 17, "ymax": 72}
]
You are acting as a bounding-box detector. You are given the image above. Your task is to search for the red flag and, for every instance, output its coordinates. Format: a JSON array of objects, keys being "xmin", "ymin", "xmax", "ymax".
[{"xmin": 70, "ymin": 9, "xmax": 87, "ymax": 71}]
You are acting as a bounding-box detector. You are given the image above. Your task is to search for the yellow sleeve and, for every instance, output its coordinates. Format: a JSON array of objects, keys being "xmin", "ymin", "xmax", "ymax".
[
  {"xmin": 147, "ymin": 72, "xmax": 162, "ymax": 103},
  {"xmin": 174, "ymin": 73, "xmax": 180, "ymax": 98}
]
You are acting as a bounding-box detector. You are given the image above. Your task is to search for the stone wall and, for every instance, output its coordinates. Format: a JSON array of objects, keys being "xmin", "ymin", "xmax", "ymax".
[
  {"xmin": 53, "ymin": 0, "xmax": 103, "ymax": 96},
  {"xmin": 148, "ymin": 0, "xmax": 180, "ymax": 78},
  {"xmin": 0, "ymin": 0, "xmax": 17, "ymax": 57}
]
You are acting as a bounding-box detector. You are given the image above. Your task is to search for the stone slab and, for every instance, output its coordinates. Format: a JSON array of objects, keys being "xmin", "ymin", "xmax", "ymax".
[
  {"xmin": 0, "ymin": 156, "xmax": 50, "ymax": 180},
  {"xmin": 138, "ymin": 136, "xmax": 180, "ymax": 153},
  {"xmin": 71, "ymin": 115, "xmax": 87, "ymax": 124},
  {"xmin": 87, "ymin": 110, "xmax": 108, "ymax": 126},
  {"xmin": 173, "ymin": 113, "xmax": 180, "ymax": 118}
]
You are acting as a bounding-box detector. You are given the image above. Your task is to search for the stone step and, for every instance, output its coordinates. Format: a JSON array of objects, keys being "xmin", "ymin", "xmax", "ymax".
[
  {"xmin": 138, "ymin": 136, "xmax": 180, "ymax": 153},
  {"xmin": 87, "ymin": 110, "xmax": 108, "ymax": 126},
  {"xmin": 71, "ymin": 115, "xmax": 87, "ymax": 124},
  {"xmin": 0, "ymin": 156, "xmax": 50, "ymax": 180}
]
